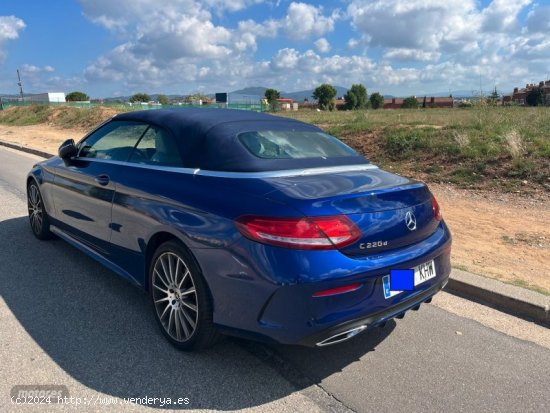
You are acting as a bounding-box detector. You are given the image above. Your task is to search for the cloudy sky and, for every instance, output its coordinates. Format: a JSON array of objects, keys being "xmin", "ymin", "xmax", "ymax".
[{"xmin": 0, "ymin": 0, "xmax": 549, "ymax": 98}]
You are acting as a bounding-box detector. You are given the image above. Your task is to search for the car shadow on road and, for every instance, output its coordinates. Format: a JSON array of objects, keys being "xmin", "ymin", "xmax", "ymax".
[{"xmin": 0, "ymin": 216, "xmax": 394, "ymax": 410}]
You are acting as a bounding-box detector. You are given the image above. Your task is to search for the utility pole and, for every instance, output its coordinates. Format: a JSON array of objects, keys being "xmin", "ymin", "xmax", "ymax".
[{"xmin": 17, "ymin": 69, "xmax": 24, "ymax": 101}]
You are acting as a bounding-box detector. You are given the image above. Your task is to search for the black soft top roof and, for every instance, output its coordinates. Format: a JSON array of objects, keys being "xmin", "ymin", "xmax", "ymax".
[{"xmin": 114, "ymin": 108, "xmax": 367, "ymax": 172}]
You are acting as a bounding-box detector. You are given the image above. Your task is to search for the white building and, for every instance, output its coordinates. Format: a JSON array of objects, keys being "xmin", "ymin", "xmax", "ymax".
[{"xmin": 25, "ymin": 92, "xmax": 66, "ymax": 103}]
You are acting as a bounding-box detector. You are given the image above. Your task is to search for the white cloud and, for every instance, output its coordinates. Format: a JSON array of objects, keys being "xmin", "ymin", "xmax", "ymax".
[
  {"xmin": 202, "ymin": 0, "xmax": 266, "ymax": 13},
  {"xmin": 21, "ymin": 64, "xmax": 55, "ymax": 73},
  {"xmin": 234, "ymin": 19, "xmax": 279, "ymax": 52},
  {"xmin": 81, "ymin": 0, "xmax": 343, "ymax": 92},
  {"xmin": 267, "ymin": 49, "xmax": 378, "ymax": 90},
  {"xmin": 81, "ymin": 0, "xmax": 238, "ymax": 88},
  {"xmin": 384, "ymin": 48, "xmax": 440, "ymax": 62},
  {"xmin": 342, "ymin": 0, "xmax": 548, "ymax": 95},
  {"xmin": 70, "ymin": 0, "xmax": 549, "ymax": 97},
  {"xmin": 481, "ymin": 0, "xmax": 532, "ymax": 32},
  {"xmin": 510, "ymin": 34, "xmax": 550, "ymax": 60},
  {"xmin": 348, "ymin": 0, "xmax": 480, "ymax": 52},
  {"xmin": 0, "ymin": 16, "xmax": 25, "ymax": 39},
  {"xmin": 271, "ymin": 48, "xmax": 300, "ymax": 70},
  {"xmin": 314, "ymin": 38, "xmax": 330, "ymax": 53},
  {"xmin": 347, "ymin": 38, "xmax": 360, "ymax": 49},
  {"xmin": 0, "ymin": 15, "xmax": 25, "ymax": 61},
  {"xmin": 283, "ymin": 2, "xmax": 338, "ymax": 40},
  {"xmin": 526, "ymin": 4, "xmax": 550, "ymax": 33}
]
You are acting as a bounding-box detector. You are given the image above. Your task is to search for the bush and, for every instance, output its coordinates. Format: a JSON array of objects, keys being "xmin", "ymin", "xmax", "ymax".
[
  {"xmin": 401, "ymin": 96, "xmax": 419, "ymax": 109},
  {"xmin": 264, "ymin": 88, "xmax": 280, "ymax": 111},
  {"xmin": 526, "ymin": 88, "xmax": 545, "ymax": 106},
  {"xmin": 313, "ymin": 84, "xmax": 337, "ymax": 111},
  {"xmin": 66, "ymin": 91, "xmax": 89, "ymax": 102},
  {"xmin": 344, "ymin": 84, "xmax": 367, "ymax": 110},
  {"xmin": 129, "ymin": 93, "xmax": 151, "ymax": 103},
  {"xmin": 369, "ymin": 92, "xmax": 384, "ymax": 109},
  {"xmin": 157, "ymin": 94, "xmax": 169, "ymax": 105}
]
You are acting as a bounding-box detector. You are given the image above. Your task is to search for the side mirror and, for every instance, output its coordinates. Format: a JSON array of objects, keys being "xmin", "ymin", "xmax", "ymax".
[{"xmin": 58, "ymin": 139, "xmax": 78, "ymax": 160}]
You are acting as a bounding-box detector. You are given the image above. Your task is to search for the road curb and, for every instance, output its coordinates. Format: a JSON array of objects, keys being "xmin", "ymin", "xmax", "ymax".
[
  {"xmin": 446, "ymin": 269, "xmax": 549, "ymax": 327},
  {"xmin": 0, "ymin": 139, "xmax": 53, "ymax": 159},
  {"xmin": 1, "ymin": 139, "xmax": 548, "ymax": 327}
]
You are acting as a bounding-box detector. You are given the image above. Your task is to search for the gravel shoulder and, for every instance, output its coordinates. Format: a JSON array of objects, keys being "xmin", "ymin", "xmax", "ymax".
[{"xmin": 1, "ymin": 123, "xmax": 548, "ymax": 295}]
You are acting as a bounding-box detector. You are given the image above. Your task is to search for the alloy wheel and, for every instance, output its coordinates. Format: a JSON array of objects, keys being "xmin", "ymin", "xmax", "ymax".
[
  {"xmin": 28, "ymin": 184, "xmax": 43, "ymax": 235},
  {"xmin": 151, "ymin": 252, "xmax": 198, "ymax": 342}
]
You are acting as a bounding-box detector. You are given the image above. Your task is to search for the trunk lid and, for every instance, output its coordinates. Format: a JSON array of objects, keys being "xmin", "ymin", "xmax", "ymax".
[{"xmin": 262, "ymin": 167, "xmax": 439, "ymax": 256}]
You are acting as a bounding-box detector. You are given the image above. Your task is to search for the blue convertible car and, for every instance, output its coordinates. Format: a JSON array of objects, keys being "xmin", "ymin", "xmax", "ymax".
[{"xmin": 27, "ymin": 109, "xmax": 451, "ymax": 350}]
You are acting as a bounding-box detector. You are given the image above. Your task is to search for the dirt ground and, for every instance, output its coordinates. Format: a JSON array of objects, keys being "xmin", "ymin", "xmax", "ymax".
[{"xmin": 1, "ymin": 124, "xmax": 548, "ymax": 295}]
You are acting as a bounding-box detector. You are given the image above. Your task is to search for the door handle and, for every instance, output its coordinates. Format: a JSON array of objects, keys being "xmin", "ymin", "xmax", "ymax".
[{"xmin": 94, "ymin": 174, "xmax": 110, "ymax": 186}]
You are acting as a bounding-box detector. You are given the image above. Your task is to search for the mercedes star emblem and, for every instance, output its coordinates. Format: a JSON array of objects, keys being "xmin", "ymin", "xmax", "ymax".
[{"xmin": 405, "ymin": 211, "xmax": 417, "ymax": 231}]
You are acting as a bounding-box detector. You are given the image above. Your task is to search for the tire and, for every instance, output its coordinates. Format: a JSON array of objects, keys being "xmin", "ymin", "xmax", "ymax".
[
  {"xmin": 27, "ymin": 181, "xmax": 53, "ymax": 240},
  {"xmin": 149, "ymin": 241, "xmax": 219, "ymax": 351}
]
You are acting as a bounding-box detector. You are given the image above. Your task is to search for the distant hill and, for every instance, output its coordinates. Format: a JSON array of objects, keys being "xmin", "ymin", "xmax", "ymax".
[
  {"xmin": 102, "ymin": 94, "xmax": 188, "ymax": 102},
  {"xmin": 283, "ymin": 86, "xmax": 349, "ymax": 101},
  {"xmin": 231, "ymin": 86, "xmax": 350, "ymax": 102},
  {"xmin": 229, "ymin": 87, "xmax": 268, "ymax": 96}
]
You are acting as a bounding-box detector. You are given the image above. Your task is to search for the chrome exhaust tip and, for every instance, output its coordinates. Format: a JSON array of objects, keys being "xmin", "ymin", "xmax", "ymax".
[{"xmin": 316, "ymin": 325, "xmax": 367, "ymax": 347}]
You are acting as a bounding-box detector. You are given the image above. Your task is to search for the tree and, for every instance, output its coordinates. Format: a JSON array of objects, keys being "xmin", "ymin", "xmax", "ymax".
[
  {"xmin": 369, "ymin": 92, "xmax": 384, "ymax": 109},
  {"xmin": 402, "ymin": 96, "xmax": 419, "ymax": 109},
  {"xmin": 66, "ymin": 91, "xmax": 89, "ymax": 102},
  {"xmin": 344, "ymin": 84, "xmax": 368, "ymax": 110},
  {"xmin": 129, "ymin": 93, "xmax": 151, "ymax": 103},
  {"xmin": 185, "ymin": 93, "xmax": 210, "ymax": 103},
  {"xmin": 264, "ymin": 88, "xmax": 280, "ymax": 111},
  {"xmin": 526, "ymin": 87, "xmax": 544, "ymax": 106},
  {"xmin": 313, "ymin": 83, "xmax": 337, "ymax": 110},
  {"xmin": 157, "ymin": 94, "xmax": 169, "ymax": 105}
]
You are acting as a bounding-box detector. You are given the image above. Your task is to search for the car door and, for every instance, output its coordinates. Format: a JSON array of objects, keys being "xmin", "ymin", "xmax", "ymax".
[
  {"xmin": 108, "ymin": 125, "xmax": 187, "ymax": 284},
  {"xmin": 51, "ymin": 120, "xmax": 150, "ymax": 255}
]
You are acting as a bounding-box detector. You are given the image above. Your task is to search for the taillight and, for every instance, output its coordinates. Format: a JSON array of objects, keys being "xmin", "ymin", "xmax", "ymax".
[
  {"xmin": 432, "ymin": 196, "xmax": 442, "ymax": 221},
  {"xmin": 235, "ymin": 215, "xmax": 361, "ymax": 250},
  {"xmin": 312, "ymin": 283, "xmax": 363, "ymax": 297}
]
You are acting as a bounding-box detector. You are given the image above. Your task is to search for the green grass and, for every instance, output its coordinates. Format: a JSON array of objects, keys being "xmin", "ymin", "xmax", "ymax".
[
  {"xmin": 501, "ymin": 235, "xmax": 515, "ymax": 245},
  {"xmin": 509, "ymin": 278, "xmax": 550, "ymax": 296},
  {"xmin": 279, "ymin": 106, "xmax": 550, "ymax": 191},
  {"xmin": 0, "ymin": 105, "xmax": 52, "ymax": 125},
  {"xmin": 0, "ymin": 105, "xmax": 127, "ymax": 130}
]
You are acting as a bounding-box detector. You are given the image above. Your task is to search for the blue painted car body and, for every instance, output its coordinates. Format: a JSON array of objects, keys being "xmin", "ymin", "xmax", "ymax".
[{"xmin": 28, "ymin": 109, "xmax": 451, "ymax": 347}]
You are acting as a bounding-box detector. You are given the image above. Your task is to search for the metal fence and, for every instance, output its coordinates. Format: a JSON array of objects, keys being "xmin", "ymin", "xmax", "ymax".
[{"xmin": 0, "ymin": 98, "xmax": 268, "ymax": 112}]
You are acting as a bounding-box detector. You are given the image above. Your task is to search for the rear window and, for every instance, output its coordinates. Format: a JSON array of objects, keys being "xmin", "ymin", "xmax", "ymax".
[{"xmin": 238, "ymin": 130, "xmax": 357, "ymax": 159}]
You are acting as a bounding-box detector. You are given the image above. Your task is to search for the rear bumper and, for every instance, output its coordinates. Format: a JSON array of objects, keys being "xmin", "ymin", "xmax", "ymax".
[
  {"xmin": 298, "ymin": 276, "xmax": 448, "ymax": 347},
  {"xmin": 252, "ymin": 247, "xmax": 451, "ymax": 346}
]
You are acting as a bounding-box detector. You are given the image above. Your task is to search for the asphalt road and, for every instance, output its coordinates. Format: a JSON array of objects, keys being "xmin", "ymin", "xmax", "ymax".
[{"xmin": 1, "ymin": 146, "xmax": 549, "ymax": 413}]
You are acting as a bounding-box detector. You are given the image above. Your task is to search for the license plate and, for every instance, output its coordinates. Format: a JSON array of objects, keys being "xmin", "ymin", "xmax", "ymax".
[
  {"xmin": 414, "ymin": 260, "xmax": 436, "ymax": 286},
  {"xmin": 382, "ymin": 260, "xmax": 437, "ymax": 299}
]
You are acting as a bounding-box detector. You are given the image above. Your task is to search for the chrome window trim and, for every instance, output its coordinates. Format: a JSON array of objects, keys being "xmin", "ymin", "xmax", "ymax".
[
  {"xmin": 197, "ymin": 164, "xmax": 379, "ymax": 178},
  {"xmin": 73, "ymin": 157, "xmax": 378, "ymax": 178}
]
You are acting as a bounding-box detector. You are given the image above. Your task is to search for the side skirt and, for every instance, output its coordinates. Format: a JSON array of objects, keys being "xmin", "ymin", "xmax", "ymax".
[{"xmin": 50, "ymin": 225, "xmax": 142, "ymax": 287}]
